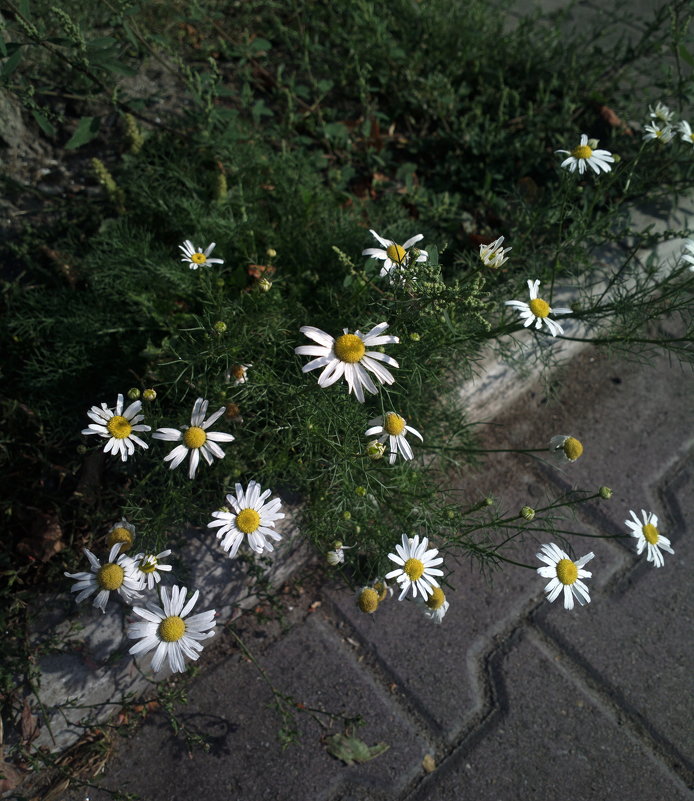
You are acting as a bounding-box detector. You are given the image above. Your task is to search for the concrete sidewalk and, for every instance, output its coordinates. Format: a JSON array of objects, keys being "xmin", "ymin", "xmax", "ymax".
[{"xmin": 54, "ymin": 339, "xmax": 693, "ymax": 801}]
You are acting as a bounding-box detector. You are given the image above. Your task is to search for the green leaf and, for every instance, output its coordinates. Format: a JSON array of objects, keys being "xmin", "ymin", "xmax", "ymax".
[
  {"xmin": 1, "ymin": 47, "xmax": 22, "ymax": 78},
  {"xmin": 679, "ymin": 45, "xmax": 694, "ymax": 68},
  {"xmin": 324, "ymin": 734, "xmax": 389, "ymax": 766},
  {"xmin": 64, "ymin": 116, "xmax": 100, "ymax": 149},
  {"xmin": 250, "ymin": 37, "xmax": 272, "ymax": 53},
  {"xmin": 31, "ymin": 109, "xmax": 56, "ymax": 137}
]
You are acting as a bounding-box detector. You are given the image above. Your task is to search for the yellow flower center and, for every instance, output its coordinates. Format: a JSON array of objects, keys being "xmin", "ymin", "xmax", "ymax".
[
  {"xmin": 236, "ymin": 508, "xmax": 260, "ymax": 534},
  {"xmin": 426, "ymin": 586, "xmax": 446, "ymax": 610},
  {"xmin": 404, "ymin": 557, "xmax": 425, "ymax": 581},
  {"xmin": 158, "ymin": 615, "xmax": 186, "ymax": 642},
  {"xmin": 386, "ymin": 243, "xmax": 407, "ymax": 264},
  {"xmin": 183, "ymin": 426, "xmax": 207, "ymax": 449},
  {"xmin": 642, "ymin": 523, "xmax": 659, "ymax": 545},
  {"xmin": 139, "ymin": 556, "xmax": 158, "ymax": 574},
  {"xmin": 191, "ymin": 252, "xmax": 206, "ymax": 264},
  {"xmin": 334, "ymin": 333, "xmax": 365, "ymax": 364},
  {"xmin": 384, "ymin": 412, "xmax": 406, "ymax": 436},
  {"xmin": 529, "ymin": 298, "xmax": 550, "ymax": 318},
  {"xmin": 556, "ymin": 558, "xmax": 578, "ymax": 585},
  {"xmin": 107, "ymin": 526, "xmax": 134, "ymax": 551},
  {"xmin": 571, "ymin": 144, "xmax": 593, "ymax": 160},
  {"xmin": 106, "ymin": 415, "xmax": 133, "ymax": 439},
  {"xmin": 97, "ymin": 563, "xmax": 125, "ymax": 590},
  {"xmin": 357, "ymin": 588, "xmax": 379, "ymax": 614},
  {"xmin": 563, "ymin": 437, "xmax": 583, "ymax": 461}
]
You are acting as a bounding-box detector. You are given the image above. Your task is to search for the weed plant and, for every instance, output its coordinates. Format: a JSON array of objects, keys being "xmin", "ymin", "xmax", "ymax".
[{"xmin": 0, "ymin": 0, "xmax": 693, "ymax": 767}]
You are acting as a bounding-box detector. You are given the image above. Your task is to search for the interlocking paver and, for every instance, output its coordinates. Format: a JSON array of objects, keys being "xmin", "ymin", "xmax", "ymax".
[
  {"xmin": 70, "ymin": 613, "xmax": 428, "ymax": 801},
  {"xmin": 406, "ymin": 632, "xmax": 692, "ymax": 801}
]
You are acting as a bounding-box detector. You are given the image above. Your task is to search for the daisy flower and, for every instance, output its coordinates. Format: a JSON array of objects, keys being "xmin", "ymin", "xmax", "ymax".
[
  {"xmin": 681, "ymin": 240, "xmax": 694, "ymax": 271},
  {"xmin": 65, "ymin": 544, "xmax": 144, "ymax": 613},
  {"xmin": 385, "ymin": 534, "xmax": 444, "ymax": 601},
  {"xmin": 364, "ymin": 412, "xmax": 423, "ymax": 465},
  {"xmin": 82, "ymin": 393, "xmax": 151, "ymax": 462},
  {"xmin": 295, "ymin": 322, "xmax": 399, "ymax": 403},
  {"xmin": 134, "ymin": 549, "xmax": 173, "ymax": 590},
  {"xmin": 505, "ymin": 279, "xmax": 572, "ymax": 337},
  {"xmin": 207, "ymin": 480, "xmax": 285, "ymax": 558},
  {"xmin": 536, "ymin": 543, "xmax": 594, "ymax": 610},
  {"xmin": 678, "ymin": 120, "xmax": 694, "ymax": 146},
  {"xmin": 556, "ymin": 134, "xmax": 614, "ymax": 175},
  {"xmin": 549, "ymin": 434, "xmax": 584, "ymax": 463},
  {"xmin": 106, "ymin": 518, "xmax": 136, "ymax": 553},
  {"xmin": 356, "ymin": 586, "xmax": 380, "ymax": 614},
  {"xmin": 127, "ymin": 585, "xmax": 216, "ymax": 674},
  {"xmin": 326, "ymin": 540, "xmax": 352, "ymax": 566},
  {"xmin": 649, "ymin": 101, "xmax": 675, "ymax": 124},
  {"xmin": 418, "ymin": 586, "xmax": 449, "ymax": 624},
  {"xmin": 179, "ymin": 240, "xmax": 224, "ymax": 270},
  {"xmin": 624, "ymin": 509, "xmax": 674, "ymax": 568},
  {"xmin": 479, "ymin": 236, "xmax": 512, "ymax": 269},
  {"xmin": 152, "ymin": 398, "xmax": 235, "ymax": 480},
  {"xmin": 362, "ymin": 229, "xmax": 428, "ymax": 279},
  {"xmin": 229, "ymin": 363, "xmax": 251, "ymax": 385},
  {"xmin": 643, "ymin": 121, "xmax": 674, "ymax": 144}
]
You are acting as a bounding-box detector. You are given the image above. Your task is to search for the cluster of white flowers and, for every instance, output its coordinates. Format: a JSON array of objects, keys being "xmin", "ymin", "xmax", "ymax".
[{"xmin": 642, "ymin": 101, "xmax": 694, "ymax": 147}]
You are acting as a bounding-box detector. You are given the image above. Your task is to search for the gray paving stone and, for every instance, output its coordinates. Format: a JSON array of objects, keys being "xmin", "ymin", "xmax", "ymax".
[
  {"xmin": 71, "ymin": 613, "xmax": 429, "ymax": 801},
  {"xmin": 323, "ymin": 456, "xmax": 625, "ymax": 743},
  {"xmin": 535, "ymin": 458, "xmax": 694, "ymax": 783},
  {"xmin": 406, "ymin": 632, "xmax": 692, "ymax": 801}
]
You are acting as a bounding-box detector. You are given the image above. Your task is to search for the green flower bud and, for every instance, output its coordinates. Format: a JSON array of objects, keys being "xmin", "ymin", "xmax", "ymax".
[
  {"xmin": 127, "ymin": 387, "xmax": 141, "ymax": 400},
  {"xmin": 521, "ymin": 505, "xmax": 535, "ymax": 521},
  {"xmin": 366, "ymin": 440, "xmax": 386, "ymax": 460},
  {"xmin": 599, "ymin": 486, "xmax": 613, "ymax": 499},
  {"xmin": 214, "ymin": 321, "xmax": 227, "ymax": 334},
  {"xmin": 342, "ymin": 511, "xmax": 352, "ymax": 521},
  {"xmin": 142, "ymin": 388, "xmax": 157, "ymax": 402},
  {"xmin": 355, "ymin": 486, "xmax": 367, "ymax": 497}
]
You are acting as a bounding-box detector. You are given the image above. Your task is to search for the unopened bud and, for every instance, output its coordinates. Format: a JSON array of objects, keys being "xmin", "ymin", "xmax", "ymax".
[
  {"xmin": 409, "ymin": 332, "xmax": 421, "ymax": 341},
  {"xmin": 355, "ymin": 486, "xmax": 366, "ymax": 497},
  {"xmin": 342, "ymin": 511, "xmax": 351, "ymax": 521},
  {"xmin": 357, "ymin": 587, "xmax": 379, "ymax": 614},
  {"xmin": 599, "ymin": 486, "xmax": 613, "ymax": 499},
  {"xmin": 366, "ymin": 440, "xmax": 386, "ymax": 460},
  {"xmin": 521, "ymin": 505, "xmax": 535, "ymax": 521},
  {"xmin": 142, "ymin": 389, "xmax": 157, "ymax": 402},
  {"xmin": 127, "ymin": 387, "xmax": 141, "ymax": 400},
  {"xmin": 258, "ymin": 277, "xmax": 272, "ymax": 292},
  {"xmin": 214, "ymin": 321, "xmax": 227, "ymax": 334},
  {"xmin": 266, "ymin": 247, "xmax": 277, "ymax": 259}
]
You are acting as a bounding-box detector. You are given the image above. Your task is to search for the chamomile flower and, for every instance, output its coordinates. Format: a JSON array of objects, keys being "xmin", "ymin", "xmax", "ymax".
[
  {"xmin": 418, "ymin": 586, "xmax": 449, "ymax": 624},
  {"xmin": 179, "ymin": 240, "xmax": 224, "ymax": 270},
  {"xmin": 326, "ymin": 541, "xmax": 352, "ymax": 566},
  {"xmin": 549, "ymin": 434, "xmax": 584, "ymax": 463},
  {"xmin": 536, "ymin": 543, "xmax": 594, "ymax": 610},
  {"xmin": 295, "ymin": 322, "xmax": 399, "ymax": 403},
  {"xmin": 649, "ymin": 101, "xmax": 675, "ymax": 124},
  {"xmin": 364, "ymin": 412, "xmax": 423, "ymax": 465},
  {"xmin": 356, "ymin": 586, "xmax": 380, "ymax": 614},
  {"xmin": 556, "ymin": 134, "xmax": 614, "ymax": 175},
  {"xmin": 152, "ymin": 398, "xmax": 235, "ymax": 480},
  {"xmin": 65, "ymin": 544, "xmax": 144, "ymax": 613},
  {"xmin": 362, "ymin": 229, "xmax": 428, "ymax": 279},
  {"xmin": 479, "ymin": 236, "xmax": 512, "ymax": 269},
  {"xmin": 82, "ymin": 393, "xmax": 151, "ymax": 462},
  {"xmin": 681, "ymin": 240, "xmax": 694, "ymax": 271},
  {"xmin": 134, "ymin": 550, "xmax": 173, "ymax": 590},
  {"xmin": 106, "ymin": 518, "xmax": 136, "ymax": 553},
  {"xmin": 127, "ymin": 585, "xmax": 216, "ymax": 674},
  {"xmin": 385, "ymin": 534, "xmax": 444, "ymax": 601},
  {"xmin": 505, "ymin": 279, "xmax": 572, "ymax": 337},
  {"xmin": 678, "ymin": 120, "xmax": 694, "ymax": 146},
  {"xmin": 624, "ymin": 510, "xmax": 674, "ymax": 568},
  {"xmin": 207, "ymin": 480, "xmax": 285, "ymax": 558},
  {"xmin": 643, "ymin": 121, "xmax": 674, "ymax": 144},
  {"xmin": 229, "ymin": 364, "xmax": 251, "ymax": 385}
]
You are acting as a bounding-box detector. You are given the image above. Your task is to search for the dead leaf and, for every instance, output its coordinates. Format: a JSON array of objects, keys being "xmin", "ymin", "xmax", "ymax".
[
  {"xmin": 0, "ymin": 752, "xmax": 24, "ymax": 794},
  {"xmin": 16, "ymin": 513, "xmax": 65, "ymax": 563},
  {"xmin": 324, "ymin": 733, "xmax": 389, "ymax": 766},
  {"xmin": 20, "ymin": 699, "xmax": 39, "ymax": 744}
]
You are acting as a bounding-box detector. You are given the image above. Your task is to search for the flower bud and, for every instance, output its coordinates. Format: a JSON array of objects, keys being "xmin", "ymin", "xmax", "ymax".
[
  {"xmin": 521, "ymin": 505, "xmax": 535, "ymax": 521},
  {"xmin": 599, "ymin": 486, "xmax": 613, "ymax": 499},
  {"xmin": 366, "ymin": 440, "xmax": 386, "ymax": 460},
  {"xmin": 258, "ymin": 277, "xmax": 272, "ymax": 292},
  {"xmin": 266, "ymin": 247, "xmax": 277, "ymax": 259},
  {"xmin": 357, "ymin": 587, "xmax": 379, "ymax": 614},
  {"xmin": 142, "ymin": 389, "xmax": 157, "ymax": 402},
  {"xmin": 355, "ymin": 486, "xmax": 367, "ymax": 497},
  {"xmin": 127, "ymin": 387, "xmax": 141, "ymax": 400},
  {"xmin": 214, "ymin": 321, "xmax": 227, "ymax": 334}
]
